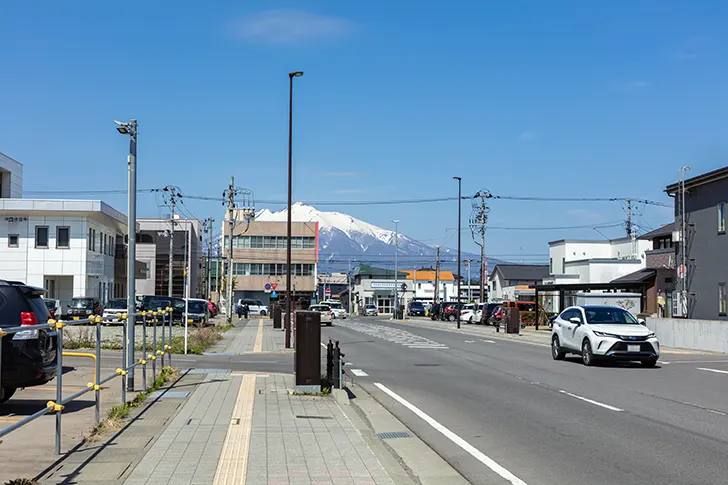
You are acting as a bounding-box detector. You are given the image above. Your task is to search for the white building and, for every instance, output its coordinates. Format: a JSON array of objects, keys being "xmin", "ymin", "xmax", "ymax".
[
  {"xmin": 545, "ymin": 238, "xmax": 650, "ymax": 284},
  {"xmin": 489, "ymin": 264, "xmax": 550, "ymax": 302},
  {"xmin": 0, "ymin": 152, "xmax": 23, "ymax": 198},
  {"xmin": 0, "ymin": 199, "xmax": 133, "ymax": 309},
  {"xmin": 403, "ymin": 269, "xmax": 457, "ymax": 302}
]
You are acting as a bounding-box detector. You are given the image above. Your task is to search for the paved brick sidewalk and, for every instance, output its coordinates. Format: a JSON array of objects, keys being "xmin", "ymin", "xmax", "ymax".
[
  {"xmin": 122, "ymin": 371, "xmax": 393, "ymax": 485},
  {"xmin": 225, "ymin": 318, "xmax": 289, "ymax": 354}
]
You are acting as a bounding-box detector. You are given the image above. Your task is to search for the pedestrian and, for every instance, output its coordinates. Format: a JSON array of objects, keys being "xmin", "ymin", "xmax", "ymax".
[
  {"xmin": 242, "ymin": 304, "xmax": 249, "ymax": 320},
  {"xmin": 236, "ymin": 302, "xmax": 243, "ymax": 319}
]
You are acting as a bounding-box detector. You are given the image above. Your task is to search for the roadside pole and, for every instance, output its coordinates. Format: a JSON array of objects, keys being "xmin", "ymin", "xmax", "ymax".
[{"xmin": 225, "ymin": 177, "xmax": 235, "ymax": 324}]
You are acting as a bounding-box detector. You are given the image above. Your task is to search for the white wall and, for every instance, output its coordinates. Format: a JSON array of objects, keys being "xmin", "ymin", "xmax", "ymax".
[
  {"xmin": 0, "ymin": 152, "xmax": 23, "ymax": 198},
  {"xmin": 136, "ymin": 243, "xmax": 157, "ymax": 296},
  {"xmin": 647, "ymin": 317, "xmax": 728, "ymax": 353},
  {"xmin": 549, "ymin": 239, "xmax": 651, "ymax": 277}
]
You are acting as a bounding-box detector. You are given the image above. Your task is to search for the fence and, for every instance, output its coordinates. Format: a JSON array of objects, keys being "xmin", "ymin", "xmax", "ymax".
[
  {"xmin": 646, "ymin": 316, "xmax": 728, "ymax": 353},
  {"xmin": 0, "ymin": 308, "xmax": 175, "ymax": 454}
]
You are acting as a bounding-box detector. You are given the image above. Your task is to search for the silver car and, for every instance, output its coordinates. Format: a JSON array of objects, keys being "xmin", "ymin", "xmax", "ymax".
[{"xmin": 363, "ymin": 304, "xmax": 378, "ymax": 316}]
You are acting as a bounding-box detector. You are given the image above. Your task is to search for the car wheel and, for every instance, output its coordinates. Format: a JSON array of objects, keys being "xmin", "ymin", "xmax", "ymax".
[
  {"xmin": 260, "ymin": 310, "xmax": 267, "ymax": 317},
  {"xmin": 0, "ymin": 387, "xmax": 17, "ymax": 404},
  {"xmin": 641, "ymin": 358, "xmax": 658, "ymax": 368},
  {"xmin": 327, "ymin": 322, "xmax": 333, "ymax": 327},
  {"xmin": 448, "ymin": 314, "xmax": 456, "ymax": 322},
  {"xmin": 582, "ymin": 339, "xmax": 595, "ymax": 366},
  {"xmin": 468, "ymin": 316, "xmax": 473, "ymax": 324},
  {"xmin": 551, "ymin": 335, "xmax": 566, "ymax": 360}
]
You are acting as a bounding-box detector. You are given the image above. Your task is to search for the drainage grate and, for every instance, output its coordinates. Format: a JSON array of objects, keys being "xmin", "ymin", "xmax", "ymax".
[
  {"xmin": 147, "ymin": 390, "xmax": 190, "ymax": 399},
  {"xmin": 376, "ymin": 431, "xmax": 411, "ymax": 440},
  {"xmin": 187, "ymin": 368, "xmax": 229, "ymax": 374},
  {"xmin": 296, "ymin": 415, "xmax": 333, "ymax": 420}
]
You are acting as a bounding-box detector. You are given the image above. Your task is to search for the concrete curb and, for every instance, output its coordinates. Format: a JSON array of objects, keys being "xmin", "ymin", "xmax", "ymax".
[{"xmin": 341, "ymin": 383, "xmax": 470, "ymax": 485}]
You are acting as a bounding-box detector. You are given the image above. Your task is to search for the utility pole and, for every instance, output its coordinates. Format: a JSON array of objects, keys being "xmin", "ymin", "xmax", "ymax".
[
  {"xmin": 163, "ymin": 186, "xmax": 182, "ymax": 297},
  {"xmin": 677, "ymin": 166, "xmax": 692, "ymax": 317},
  {"xmin": 215, "ymin": 237, "xmax": 221, "ymax": 305},
  {"xmin": 202, "ymin": 217, "xmax": 214, "ymax": 299},
  {"xmin": 465, "ymin": 259, "xmax": 471, "ymax": 302},
  {"xmin": 626, "ymin": 197, "xmax": 637, "ymax": 259},
  {"xmin": 470, "ymin": 190, "xmax": 491, "ymax": 304},
  {"xmin": 184, "ymin": 222, "xmax": 191, "ymax": 353},
  {"xmin": 114, "ymin": 119, "xmax": 137, "ymax": 392},
  {"xmin": 434, "ymin": 245, "xmax": 441, "ymax": 305},
  {"xmin": 391, "ymin": 220, "xmax": 400, "ymax": 319},
  {"xmin": 453, "ymin": 176, "xmax": 462, "ymax": 329},
  {"xmin": 224, "ymin": 177, "xmax": 235, "ymax": 324}
]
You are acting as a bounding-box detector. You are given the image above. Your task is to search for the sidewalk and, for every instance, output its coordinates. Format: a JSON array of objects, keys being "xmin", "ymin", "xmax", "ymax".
[{"xmin": 222, "ymin": 317, "xmax": 290, "ymax": 354}]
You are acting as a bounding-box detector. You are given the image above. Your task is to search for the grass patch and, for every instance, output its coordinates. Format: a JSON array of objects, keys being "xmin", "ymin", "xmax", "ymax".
[{"xmin": 84, "ymin": 366, "xmax": 178, "ymax": 443}]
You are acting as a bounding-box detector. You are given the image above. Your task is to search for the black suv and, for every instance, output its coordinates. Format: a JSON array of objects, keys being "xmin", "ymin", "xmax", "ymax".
[
  {"xmin": 144, "ymin": 296, "xmax": 186, "ymax": 323},
  {"xmin": 0, "ymin": 281, "xmax": 57, "ymax": 403},
  {"xmin": 67, "ymin": 297, "xmax": 103, "ymax": 319}
]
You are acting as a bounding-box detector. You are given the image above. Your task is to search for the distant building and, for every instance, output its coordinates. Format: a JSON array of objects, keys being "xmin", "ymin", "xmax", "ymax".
[
  {"xmin": 317, "ymin": 272, "xmax": 348, "ymax": 301},
  {"xmin": 401, "ymin": 269, "xmax": 457, "ymax": 302},
  {"xmin": 665, "ymin": 166, "xmax": 728, "ymax": 320},
  {"xmin": 350, "ymin": 264, "xmax": 412, "ymax": 315},
  {"xmin": 136, "ymin": 217, "xmax": 203, "ymax": 298},
  {"xmin": 222, "ymin": 217, "xmax": 319, "ymax": 310},
  {"xmin": 489, "ymin": 264, "xmax": 549, "ymax": 302},
  {"xmin": 0, "ymin": 152, "xmax": 22, "ymax": 198},
  {"xmin": 0, "ymin": 199, "xmax": 144, "ymax": 309}
]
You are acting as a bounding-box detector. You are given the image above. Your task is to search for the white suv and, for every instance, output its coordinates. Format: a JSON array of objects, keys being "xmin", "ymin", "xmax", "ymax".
[
  {"xmin": 237, "ymin": 298, "xmax": 269, "ymax": 317},
  {"xmin": 323, "ymin": 300, "xmax": 347, "ymax": 319},
  {"xmin": 551, "ymin": 305, "xmax": 659, "ymax": 367}
]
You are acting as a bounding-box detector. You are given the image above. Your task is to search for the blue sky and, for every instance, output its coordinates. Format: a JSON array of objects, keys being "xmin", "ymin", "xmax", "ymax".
[{"xmin": 2, "ymin": 1, "xmax": 727, "ymax": 262}]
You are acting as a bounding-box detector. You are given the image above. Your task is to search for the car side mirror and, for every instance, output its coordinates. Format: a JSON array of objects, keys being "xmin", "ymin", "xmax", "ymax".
[
  {"xmin": 66, "ymin": 304, "xmax": 70, "ymax": 308},
  {"xmin": 638, "ymin": 318, "xmax": 646, "ymax": 325},
  {"xmin": 569, "ymin": 317, "xmax": 581, "ymax": 325}
]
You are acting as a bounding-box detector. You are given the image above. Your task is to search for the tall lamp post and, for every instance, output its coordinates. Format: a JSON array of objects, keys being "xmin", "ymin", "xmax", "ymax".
[
  {"xmin": 285, "ymin": 70, "xmax": 304, "ymax": 349},
  {"xmin": 115, "ymin": 119, "xmax": 137, "ymax": 391},
  {"xmin": 453, "ymin": 176, "xmax": 462, "ymax": 329},
  {"xmin": 391, "ymin": 220, "xmax": 400, "ymax": 319}
]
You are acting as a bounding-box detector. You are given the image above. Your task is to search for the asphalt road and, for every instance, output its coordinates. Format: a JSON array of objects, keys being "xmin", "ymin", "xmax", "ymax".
[{"xmin": 323, "ymin": 317, "xmax": 728, "ymax": 485}]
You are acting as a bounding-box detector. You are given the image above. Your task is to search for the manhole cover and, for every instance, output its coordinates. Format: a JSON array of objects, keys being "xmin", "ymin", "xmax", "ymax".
[{"xmin": 376, "ymin": 431, "xmax": 410, "ymax": 439}]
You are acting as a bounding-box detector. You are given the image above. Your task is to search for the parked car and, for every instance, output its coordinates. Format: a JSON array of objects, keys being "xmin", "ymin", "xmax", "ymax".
[
  {"xmin": 363, "ymin": 304, "xmax": 378, "ymax": 316},
  {"xmin": 309, "ymin": 304, "xmax": 333, "ymax": 326},
  {"xmin": 186, "ymin": 299, "xmax": 210, "ymax": 325},
  {"xmin": 102, "ymin": 298, "xmax": 128, "ymax": 324},
  {"xmin": 208, "ymin": 301, "xmax": 218, "ymax": 317},
  {"xmin": 67, "ymin": 297, "xmax": 103, "ymax": 320},
  {"xmin": 460, "ymin": 303, "xmax": 477, "ymax": 323},
  {"xmin": 323, "ymin": 300, "xmax": 347, "ymax": 319},
  {"xmin": 144, "ymin": 297, "xmax": 187, "ymax": 323},
  {"xmin": 0, "ymin": 280, "xmax": 57, "ymax": 403},
  {"xmin": 551, "ymin": 305, "xmax": 659, "ymax": 367},
  {"xmin": 43, "ymin": 298, "xmax": 61, "ymax": 320},
  {"xmin": 488, "ymin": 306, "xmax": 506, "ymax": 326},
  {"xmin": 237, "ymin": 299, "xmax": 269, "ymax": 317},
  {"xmin": 407, "ymin": 301, "xmax": 426, "ymax": 317},
  {"xmin": 478, "ymin": 303, "xmax": 500, "ymax": 324}
]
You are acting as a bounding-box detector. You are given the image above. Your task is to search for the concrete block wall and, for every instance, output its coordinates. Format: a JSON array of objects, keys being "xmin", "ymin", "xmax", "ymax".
[{"xmin": 646, "ymin": 317, "xmax": 728, "ymax": 353}]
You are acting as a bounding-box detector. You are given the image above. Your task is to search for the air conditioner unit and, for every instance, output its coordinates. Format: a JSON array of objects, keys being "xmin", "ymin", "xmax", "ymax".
[{"xmin": 672, "ymin": 231, "xmax": 681, "ymax": 242}]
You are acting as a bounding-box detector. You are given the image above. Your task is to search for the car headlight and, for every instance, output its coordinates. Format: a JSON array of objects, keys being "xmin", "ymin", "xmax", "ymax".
[
  {"xmin": 593, "ymin": 331, "xmax": 621, "ymax": 339},
  {"xmin": 646, "ymin": 332, "xmax": 656, "ymax": 338}
]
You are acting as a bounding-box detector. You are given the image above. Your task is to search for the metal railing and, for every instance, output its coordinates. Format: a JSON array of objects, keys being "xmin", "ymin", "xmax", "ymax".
[{"xmin": 0, "ymin": 306, "xmax": 176, "ymax": 454}]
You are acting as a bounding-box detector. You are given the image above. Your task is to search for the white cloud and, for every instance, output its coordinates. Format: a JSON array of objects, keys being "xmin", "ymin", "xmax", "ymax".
[
  {"xmin": 230, "ymin": 10, "xmax": 354, "ymax": 45},
  {"xmin": 519, "ymin": 131, "xmax": 535, "ymax": 142}
]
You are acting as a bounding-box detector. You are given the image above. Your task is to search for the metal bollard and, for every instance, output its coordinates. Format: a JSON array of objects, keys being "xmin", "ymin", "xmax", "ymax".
[
  {"xmin": 332, "ymin": 341, "xmax": 340, "ymax": 389},
  {"xmin": 152, "ymin": 312, "xmax": 158, "ymax": 378},
  {"xmin": 326, "ymin": 339, "xmax": 334, "ymax": 384},
  {"xmin": 167, "ymin": 307, "xmax": 173, "ymax": 367},
  {"xmin": 160, "ymin": 311, "xmax": 166, "ymax": 368},
  {"xmin": 55, "ymin": 322, "xmax": 64, "ymax": 454},
  {"xmin": 142, "ymin": 312, "xmax": 147, "ymax": 391},
  {"xmin": 121, "ymin": 315, "xmax": 127, "ymax": 404},
  {"xmin": 95, "ymin": 318, "xmax": 101, "ymax": 424}
]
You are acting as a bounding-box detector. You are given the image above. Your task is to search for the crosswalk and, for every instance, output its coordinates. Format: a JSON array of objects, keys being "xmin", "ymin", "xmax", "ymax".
[{"xmin": 335, "ymin": 320, "xmax": 449, "ymax": 349}]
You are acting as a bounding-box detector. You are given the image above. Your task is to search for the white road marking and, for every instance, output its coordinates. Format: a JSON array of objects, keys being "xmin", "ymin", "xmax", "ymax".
[
  {"xmin": 351, "ymin": 369, "xmax": 369, "ymax": 377},
  {"xmin": 374, "ymin": 383, "xmax": 528, "ymax": 485},
  {"xmin": 697, "ymin": 367, "xmax": 728, "ymax": 375},
  {"xmin": 406, "ymin": 345, "xmax": 449, "ymax": 349},
  {"xmin": 320, "ymin": 342, "xmax": 327, "ymax": 349},
  {"xmin": 464, "ymin": 340, "xmax": 475, "ymax": 343},
  {"xmin": 481, "ymin": 339, "xmax": 496, "ymax": 343},
  {"xmin": 558, "ymin": 390, "xmax": 623, "ymax": 412},
  {"xmin": 659, "ymin": 361, "xmax": 671, "ymax": 365}
]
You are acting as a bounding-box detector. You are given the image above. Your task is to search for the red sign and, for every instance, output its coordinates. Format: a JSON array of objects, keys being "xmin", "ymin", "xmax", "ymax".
[
  {"xmin": 271, "ymin": 283, "xmax": 278, "ymax": 290},
  {"xmin": 325, "ymin": 288, "xmax": 331, "ymax": 296}
]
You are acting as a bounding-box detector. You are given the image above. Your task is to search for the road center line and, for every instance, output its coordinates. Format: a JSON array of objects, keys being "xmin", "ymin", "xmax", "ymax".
[
  {"xmin": 697, "ymin": 367, "xmax": 728, "ymax": 375},
  {"xmin": 374, "ymin": 383, "xmax": 528, "ymax": 485},
  {"xmin": 464, "ymin": 340, "xmax": 475, "ymax": 343},
  {"xmin": 351, "ymin": 369, "xmax": 369, "ymax": 377},
  {"xmin": 558, "ymin": 390, "xmax": 623, "ymax": 412}
]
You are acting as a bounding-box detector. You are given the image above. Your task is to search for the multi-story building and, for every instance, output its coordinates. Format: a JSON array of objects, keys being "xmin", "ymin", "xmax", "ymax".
[
  {"xmin": 0, "ymin": 199, "xmax": 143, "ymax": 308},
  {"xmin": 223, "ymin": 217, "xmax": 319, "ymax": 308},
  {"xmin": 0, "ymin": 152, "xmax": 23, "ymax": 198},
  {"xmin": 665, "ymin": 166, "xmax": 728, "ymax": 320},
  {"xmin": 136, "ymin": 217, "xmax": 203, "ymax": 298}
]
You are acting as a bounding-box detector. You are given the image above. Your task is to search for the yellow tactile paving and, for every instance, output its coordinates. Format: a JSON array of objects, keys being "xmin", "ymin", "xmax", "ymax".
[{"xmin": 212, "ymin": 374, "xmax": 256, "ymax": 485}]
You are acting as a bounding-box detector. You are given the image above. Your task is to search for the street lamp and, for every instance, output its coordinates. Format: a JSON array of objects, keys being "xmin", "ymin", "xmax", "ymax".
[
  {"xmin": 391, "ymin": 220, "xmax": 400, "ymax": 319},
  {"xmin": 453, "ymin": 176, "xmax": 462, "ymax": 329},
  {"xmin": 115, "ymin": 119, "xmax": 138, "ymax": 392},
  {"xmin": 285, "ymin": 71, "xmax": 304, "ymax": 349}
]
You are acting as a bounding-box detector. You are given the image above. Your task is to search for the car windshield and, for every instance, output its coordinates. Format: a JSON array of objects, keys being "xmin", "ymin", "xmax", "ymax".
[
  {"xmin": 148, "ymin": 300, "xmax": 169, "ymax": 309},
  {"xmin": 365, "ymin": 305, "xmax": 376, "ymax": 309},
  {"xmin": 107, "ymin": 299, "xmax": 127, "ymax": 309},
  {"xmin": 188, "ymin": 301, "xmax": 206, "ymax": 313},
  {"xmin": 584, "ymin": 307, "xmax": 638, "ymax": 324},
  {"xmin": 327, "ymin": 302, "xmax": 343, "ymax": 309},
  {"xmin": 70, "ymin": 299, "xmax": 94, "ymax": 309},
  {"xmin": 410, "ymin": 302, "xmax": 424, "ymax": 309},
  {"xmin": 44, "ymin": 300, "xmax": 56, "ymax": 310}
]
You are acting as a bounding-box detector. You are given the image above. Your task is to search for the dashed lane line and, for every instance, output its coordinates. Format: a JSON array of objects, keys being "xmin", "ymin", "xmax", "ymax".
[
  {"xmin": 697, "ymin": 367, "xmax": 728, "ymax": 375},
  {"xmin": 558, "ymin": 390, "xmax": 623, "ymax": 412}
]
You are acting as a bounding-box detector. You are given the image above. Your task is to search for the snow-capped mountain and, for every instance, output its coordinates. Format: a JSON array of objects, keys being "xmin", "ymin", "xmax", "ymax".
[{"xmin": 255, "ymin": 202, "xmax": 497, "ymax": 274}]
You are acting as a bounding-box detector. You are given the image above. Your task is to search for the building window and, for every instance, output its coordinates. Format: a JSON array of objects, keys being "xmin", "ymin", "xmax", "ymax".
[
  {"xmin": 561, "ymin": 258, "xmax": 565, "ymax": 274},
  {"xmin": 549, "ymin": 258, "xmax": 553, "ymax": 273},
  {"xmin": 719, "ymin": 283, "xmax": 727, "ymax": 316},
  {"xmin": 8, "ymin": 234, "xmax": 18, "ymax": 248},
  {"xmin": 88, "ymin": 228, "xmax": 93, "ymax": 251},
  {"xmin": 35, "ymin": 226, "xmax": 49, "ymax": 248},
  {"xmin": 719, "ymin": 203, "xmax": 726, "ymax": 234},
  {"xmin": 57, "ymin": 227, "xmax": 70, "ymax": 248},
  {"xmin": 92, "ymin": 229, "xmax": 96, "ymax": 251}
]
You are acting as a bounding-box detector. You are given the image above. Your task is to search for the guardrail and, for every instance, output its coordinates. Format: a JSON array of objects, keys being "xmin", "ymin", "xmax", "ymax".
[{"xmin": 0, "ymin": 307, "xmax": 176, "ymax": 454}]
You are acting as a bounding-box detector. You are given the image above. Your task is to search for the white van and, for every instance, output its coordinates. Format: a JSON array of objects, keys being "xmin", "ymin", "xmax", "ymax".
[
  {"xmin": 322, "ymin": 300, "xmax": 347, "ymax": 319},
  {"xmin": 236, "ymin": 298, "xmax": 269, "ymax": 316}
]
